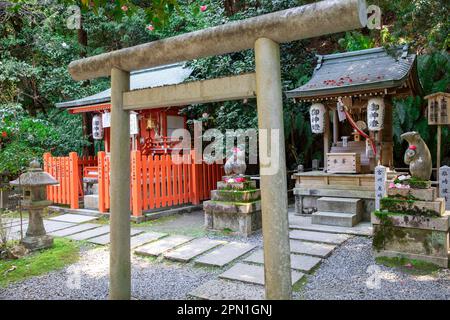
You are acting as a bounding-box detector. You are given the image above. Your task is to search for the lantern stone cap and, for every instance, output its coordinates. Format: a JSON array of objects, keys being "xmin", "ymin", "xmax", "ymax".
[
  {"xmin": 10, "ymin": 160, "xmax": 59, "ymax": 187},
  {"xmin": 424, "ymin": 92, "xmax": 450, "ymax": 100}
]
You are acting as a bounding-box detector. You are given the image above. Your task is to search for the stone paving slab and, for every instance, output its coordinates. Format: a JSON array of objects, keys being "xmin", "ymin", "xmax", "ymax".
[
  {"xmin": 189, "ymin": 279, "xmax": 265, "ymax": 300},
  {"xmin": 195, "ymin": 242, "xmax": 256, "ymax": 267},
  {"xmin": 243, "ymin": 249, "xmax": 321, "ymax": 273},
  {"xmin": 134, "ymin": 235, "xmax": 194, "ymax": 257},
  {"xmin": 87, "ymin": 229, "xmax": 144, "ymax": 245},
  {"xmin": 289, "ymin": 230, "xmax": 351, "ymax": 245},
  {"xmin": 49, "ymin": 223, "xmax": 100, "ymax": 237},
  {"xmin": 130, "ymin": 231, "xmax": 168, "ymax": 249},
  {"xmin": 43, "ymin": 220, "xmax": 76, "ymax": 233},
  {"xmin": 219, "ymin": 263, "xmax": 304, "ymax": 286},
  {"xmin": 289, "ymin": 240, "xmax": 336, "ymax": 258},
  {"xmin": 66, "ymin": 225, "xmax": 110, "ymax": 241},
  {"xmin": 48, "ymin": 214, "xmax": 98, "ymax": 224},
  {"xmin": 164, "ymin": 238, "xmax": 226, "ymax": 262},
  {"xmin": 8, "ymin": 222, "xmax": 29, "ymax": 233}
]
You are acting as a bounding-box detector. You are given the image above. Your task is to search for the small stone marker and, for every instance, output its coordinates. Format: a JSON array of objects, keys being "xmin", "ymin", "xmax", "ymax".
[
  {"xmin": 48, "ymin": 214, "xmax": 98, "ymax": 224},
  {"xmin": 243, "ymin": 249, "xmax": 321, "ymax": 273},
  {"xmin": 219, "ymin": 263, "xmax": 304, "ymax": 286},
  {"xmin": 289, "ymin": 240, "xmax": 336, "ymax": 258},
  {"xmin": 374, "ymin": 164, "xmax": 387, "ymax": 210},
  {"xmin": 189, "ymin": 279, "xmax": 265, "ymax": 300},
  {"xmin": 43, "ymin": 220, "xmax": 76, "ymax": 233},
  {"xmin": 87, "ymin": 228, "xmax": 143, "ymax": 245},
  {"xmin": 134, "ymin": 235, "xmax": 194, "ymax": 257},
  {"xmin": 195, "ymin": 242, "xmax": 256, "ymax": 267},
  {"xmin": 164, "ymin": 238, "xmax": 226, "ymax": 262},
  {"xmin": 439, "ymin": 166, "xmax": 450, "ymax": 210},
  {"xmin": 67, "ymin": 225, "xmax": 110, "ymax": 241},
  {"xmin": 289, "ymin": 230, "xmax": 350, "ymax": 245},
  {"xmin": 130, "ymin": 231, "xmax": 167, "ymax": 249},
  {"xmin": 49, "ymin": 223, "xmax": 100, "ymax": 237}
]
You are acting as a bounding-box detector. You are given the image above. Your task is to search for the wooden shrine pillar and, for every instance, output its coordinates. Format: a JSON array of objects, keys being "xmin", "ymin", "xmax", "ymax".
[{"xmin": 381, "ymin": 97, "xmax": 394, "ymax": 167}]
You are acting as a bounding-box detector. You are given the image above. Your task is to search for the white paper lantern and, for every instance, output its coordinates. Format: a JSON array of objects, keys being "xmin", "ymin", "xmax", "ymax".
[
  {"xmin": 309, "ymin": 103, "xmax": 326, "ymax": 133},
  {"xmin": 92, "ymin": 114, "xmax": 103, "ymax": 140},
  {"xmin": 367, "ymin": 97, "xmax": 385, "ymax": 131}
]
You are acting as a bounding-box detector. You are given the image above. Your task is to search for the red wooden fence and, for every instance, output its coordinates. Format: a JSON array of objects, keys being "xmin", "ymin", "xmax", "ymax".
[
  {"xmin": 44, "ymin": 151, "xmax": 224, "ymax": 216},
  {"xmin": 43, "ymin": 152, "xmax": 97, "ymax": 209}
]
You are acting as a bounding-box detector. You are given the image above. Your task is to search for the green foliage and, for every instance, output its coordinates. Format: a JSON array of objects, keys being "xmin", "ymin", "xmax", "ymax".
[
  {"xmin": 0, "ymin": 238, "xmax": 80, "ymax": 288},
  {"xmin": 338, "ymin": 31, "xmax": 375, "ymax": 52}
]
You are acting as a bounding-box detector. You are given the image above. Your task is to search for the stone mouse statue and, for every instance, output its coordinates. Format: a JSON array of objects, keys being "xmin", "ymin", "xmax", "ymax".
[
  {"xmin": 400, "ymin": 131, "xmax": 432, "ymax": 181},
  {"xmin": 224, "ymin": 147, "xmax": 246, "ymax": 176}
]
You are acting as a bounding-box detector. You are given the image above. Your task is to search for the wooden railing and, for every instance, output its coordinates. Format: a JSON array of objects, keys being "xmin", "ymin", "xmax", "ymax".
[
  {"xmin": 43, "ymin": 153, "xmax": 97, "ymax": 209},
  {"xmin": 44, "ymin": 151, "xmax": 224, "ymax": 216}
]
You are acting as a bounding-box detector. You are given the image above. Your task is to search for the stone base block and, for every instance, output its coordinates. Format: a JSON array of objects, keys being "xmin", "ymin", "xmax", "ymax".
[
  {"xmin": 217, "ymin": 180, "xmax": 256, "ymax": 191},
  {"xmin": 380, "ymin": 197, "xmax": 445, "ymax": 216},
  {"xmin": 21, "ymin": 234, "xmax": 54, "ymax": 251},
  {"xmin": 211, "ymin": 189, "xmax": 260, "ymax": 202},
  {"xmin": 372, "ymin": 212, "xmax": 449, "ymax": 268},
  {"xmin": 84, "ymin": 194, "xmax": 99, "ymax": 210},
  {"xmin": 386, "ymin": 186, "xmax": 437, "ymax": 201},
  {"xmin": 204, "ymin": 200, "xmax": 262, "ymax": 237}
]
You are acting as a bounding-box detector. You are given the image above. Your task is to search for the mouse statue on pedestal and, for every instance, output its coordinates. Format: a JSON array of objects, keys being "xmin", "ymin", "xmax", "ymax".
[{"xmin": 400, "ymin": 131, "xmax": 432, "ymax": 181}]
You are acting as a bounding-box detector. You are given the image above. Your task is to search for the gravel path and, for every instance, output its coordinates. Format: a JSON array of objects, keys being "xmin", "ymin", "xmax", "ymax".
[
  {"xmin": 296, "ymin": 236, "xmax": 450, "ymax": 300},
  {"xmin": 0, "ymin": 246, "xmax": 218, "ymax": 300},
  {"xmin": 2, "ymin": 234, "xmax": 449, "ymax": 300}
]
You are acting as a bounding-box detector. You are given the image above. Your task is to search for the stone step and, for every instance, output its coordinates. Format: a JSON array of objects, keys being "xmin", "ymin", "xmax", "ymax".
[
  {"xmin": 130, "ymin": 231, "xmax": 168, "ymax": 249},
  {"xmin": 317, "ymin": 197, "xmax": 363, "ymax": 215},
  {"xmin": 312, "ymin": 211, "xmax": 359, "ymax": 227},
  {"xmin": 243, "ymin": 249, "xmax": 321, "ymax": 273},
  {"xmin": 219, "ymin": 263, "xmax": 304, "ymax": 286},
  {"xmin": 48, "ymin": 213, "xmax": 98, "ymax": 224},
  {"xmin": 289, "ymin": 240, "xmax": 336, "ymax": 258},
  {"xmin": 43, "ymin": 221, "xmax": 76, "ymax": 233},
  {"xmin": 49, "ymin": 223, "xmax": 100, "ymax": 237},
  {"xmin": 87, "ymin": 229, "xmax": 144, "ymax": 245},
  {"xmin": 164, "ymin": 238, "xmax": 226, "ymax": 262},
  {"xmin": 289, "ymin": 230, "xmax": 351, "ymax": 245},
  {"xmin": 84, "ymin": 195, "xmax": 99, "ymax": 210},
  {"xmin": 195, "ymin": 242, "xmax": 256, "ymax": 267},
  {"xmin": 134, "ymin": 235, "xmax": 194, "ymax": 257},
  {"xmin": 189, "ymin": 279, "xmax": 265, "ymax": 300},
  {"xmin": 66, "ymin": 225, "xmax": 110, "ymax": 241}
]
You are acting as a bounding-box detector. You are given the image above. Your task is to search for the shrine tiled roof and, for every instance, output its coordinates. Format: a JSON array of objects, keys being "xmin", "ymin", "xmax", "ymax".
[
  {"xmin": 56, "ymin": 63, "xmax": 192, "ymax": 108},
  {"xmin": 286, "ymin": 46, "xmax": 422, "ymax": 99}
]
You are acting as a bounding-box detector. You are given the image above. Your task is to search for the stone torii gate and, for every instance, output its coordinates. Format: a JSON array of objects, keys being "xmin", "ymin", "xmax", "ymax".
[{"xmin": 68, "ymin": 0, "xmax": 367, "ymax": 300}]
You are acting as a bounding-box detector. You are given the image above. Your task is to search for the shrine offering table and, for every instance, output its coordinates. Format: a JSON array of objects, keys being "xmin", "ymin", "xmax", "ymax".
[{"xmin": 292, "ymin": 171, "xmax": 402, "ymax": 221}]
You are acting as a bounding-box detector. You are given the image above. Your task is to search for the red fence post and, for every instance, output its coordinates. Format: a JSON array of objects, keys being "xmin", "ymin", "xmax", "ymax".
[
  {"xmin": 131, "ymin": 150, "xmax": 143, "ymax": 217},
  {"xmin": 190, "ymin": 150, "xmax": 201, "ymax": 205},
  {"xmin": 68, "ymin": 152, "xmax": 79, "ymax": 209},
  {"xmin": 98, "ymin": 151, "xmax": 106, "ymax": 213},
  {"xmin": 43, "ymin": 152, "xmax": 52, "ymax": 201}
]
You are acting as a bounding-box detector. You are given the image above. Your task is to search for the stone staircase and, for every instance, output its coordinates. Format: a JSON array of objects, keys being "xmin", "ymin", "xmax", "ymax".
[{"xmin": 312, "ymin": 197, "xmax": 363, "ymax": 227}]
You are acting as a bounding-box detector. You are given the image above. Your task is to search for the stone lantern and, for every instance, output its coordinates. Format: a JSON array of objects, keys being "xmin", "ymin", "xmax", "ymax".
[{"xmin": 10, "ymin": 159, "xmax": 58, "ymax": 251}]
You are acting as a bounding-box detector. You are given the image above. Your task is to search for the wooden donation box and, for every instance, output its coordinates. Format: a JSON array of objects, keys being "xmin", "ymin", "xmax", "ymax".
[{"xmin": 326, "ymin": 153, "xmax": 361, "ymax": 174}]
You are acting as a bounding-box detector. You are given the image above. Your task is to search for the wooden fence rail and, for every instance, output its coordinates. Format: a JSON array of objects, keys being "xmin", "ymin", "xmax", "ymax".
[{"xmin": 44, "ymin": 151, "xmax": 223, "ymax": 216}]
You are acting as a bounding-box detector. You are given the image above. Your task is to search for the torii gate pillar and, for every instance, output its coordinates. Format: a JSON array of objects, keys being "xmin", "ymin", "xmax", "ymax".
[
  {"xmin": 109, "ymin": 67, "xmax": 131, "ymax": 300},
  {"xmin": 255, "ymin": 38, "xmax": 292, "ymax": 299}
]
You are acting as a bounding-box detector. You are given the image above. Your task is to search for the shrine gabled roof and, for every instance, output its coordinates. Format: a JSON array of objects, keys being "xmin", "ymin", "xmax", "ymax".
[
  {"xmin": 285, "ymin": 46, "xmax": 422, "ymax": 100},
  {"xmin": 56, "ymin": 62, "xmax": 193, "ymax": 108}
]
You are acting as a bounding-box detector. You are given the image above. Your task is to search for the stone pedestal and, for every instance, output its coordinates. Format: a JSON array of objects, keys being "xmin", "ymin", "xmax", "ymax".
[
  {"xmin": 203, "ymin": 177, "xmax": 261, "ymax": 236},
  {"xmin": 22, "ymin": 203, "xmax": 54, "ymax": 251},
  {"xmin": 372, "ymin": 184, "xmax": 449, "ymax": 268}
]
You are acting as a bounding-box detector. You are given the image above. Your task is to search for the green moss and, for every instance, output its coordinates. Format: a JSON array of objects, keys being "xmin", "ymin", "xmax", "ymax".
[
  {"xmin": 393, "ymin": 177, "xmax": 431, "ymax": 189},
  {"xmin": 373, "ymin": 211, "xmax": 407, "ymax": 251},
  {"xmin": 379, "ymin": 197, "xmax": 440, "ymax": 218},
  {"xmin": 0, "ymin": 238, "xmax": 80, "ymax": 287},
  {"xmin": 375, "ymin": 256, "xmax": 441, "ymax": 275}
]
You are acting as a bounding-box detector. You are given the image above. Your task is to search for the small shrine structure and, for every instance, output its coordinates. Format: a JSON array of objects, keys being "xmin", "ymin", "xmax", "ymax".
[{"xmin": 286, "ymin": 46, "xmax": 423, "ymax": 225}]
